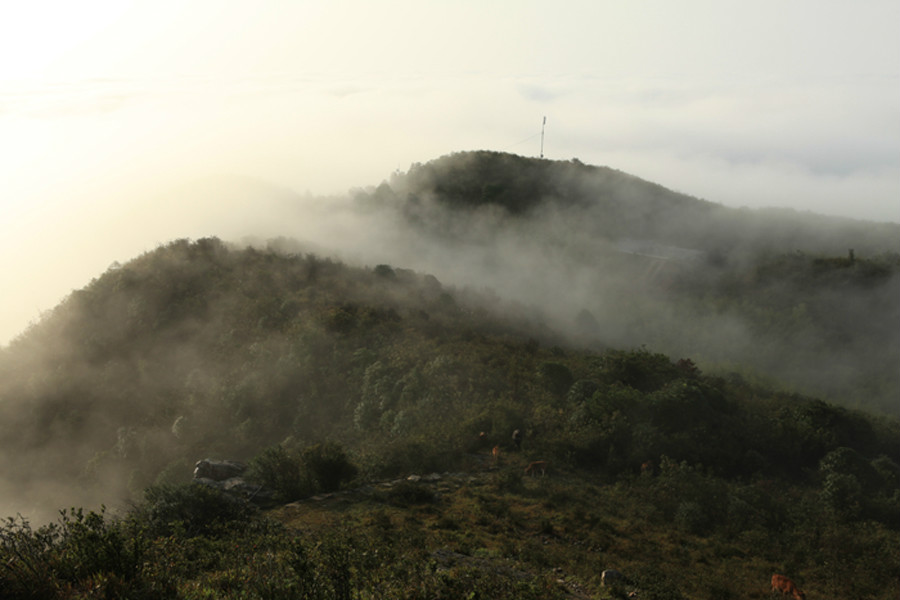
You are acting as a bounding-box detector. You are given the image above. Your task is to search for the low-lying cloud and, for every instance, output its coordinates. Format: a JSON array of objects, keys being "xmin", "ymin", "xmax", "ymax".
[{"xmin": 1, "ymin": 71, "xmax": 898, "ymax": 345}]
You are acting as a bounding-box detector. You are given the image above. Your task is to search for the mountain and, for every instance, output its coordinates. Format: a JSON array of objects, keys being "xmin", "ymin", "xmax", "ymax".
[
  {"xmin": 348, "ymin": 151, "xmax": 900, "ymax": 415},
  {"xmin": 0, "ymin": 237, "xmax": 896, "ymax": 599},
  {"xmin": 384, "ymin": 151, "xmax": 899, "ymax": 256},
  {"xmin": 0, "ymin": 152, "xmax": 898, "ymax": 598}
]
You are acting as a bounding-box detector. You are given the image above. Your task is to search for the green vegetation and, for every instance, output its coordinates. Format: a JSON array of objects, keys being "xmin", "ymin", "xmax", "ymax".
[
  {"xmin": 0, "ymin": 240, "xmax": 896, "ymax": 597},
  {"xmin": 247, "ymin": 442, "xmax": 358, "ymax": 502},
  {"xmin": 0, "ymin": 151, "xmax": 898, "ymax": 597},
  {"xmin": 2, "ymin": 448, "xmax": 898, "ymax": 598},
  {"xmin": 372, "ymin": 151, "xmax": 900, "ymax": 415}
]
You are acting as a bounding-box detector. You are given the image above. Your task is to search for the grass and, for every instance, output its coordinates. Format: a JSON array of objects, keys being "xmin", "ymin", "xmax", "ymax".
[
  {"xmin": 267, "ymin": 455, "xmax": 897, "ymax": 599},
  {"xmin": 265, "ymin": 458, "xmax": 761, "ymax": 599},
  {"xmin": 2, "ymin": 451, "xmax": 897, "ymax": 599}
]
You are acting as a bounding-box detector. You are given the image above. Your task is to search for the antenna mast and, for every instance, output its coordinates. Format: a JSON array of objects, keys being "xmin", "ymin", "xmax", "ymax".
[{"xmin": 540, "ymin": 116, "xmax": 546, "ymax": 158}]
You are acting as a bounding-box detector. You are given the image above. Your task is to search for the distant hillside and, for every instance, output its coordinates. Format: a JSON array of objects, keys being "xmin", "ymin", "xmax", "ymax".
[
  {"xmin": 377, "ymin": 150, "xmax": 900, "ymax": 257},
  {"xmin": 347, "ymin": 151, "xmax": 900, "ymax": 415}
]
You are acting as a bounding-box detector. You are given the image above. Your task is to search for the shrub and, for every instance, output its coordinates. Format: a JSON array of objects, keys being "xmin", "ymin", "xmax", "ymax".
[
  {"xmin": 374, "ymin": 264, "xmax": 396, "ymax": 279},
  {"xmin": 871, "ymin": 455, "xmax": 900, "ymax": 488},
  {"xmin": 0, "ymin": 514, "xmax": 60, "ymax": 599},
  {"xmin": 674, "ymin": 501, "xmax": 707, "ymax": 535},
  {"xmin": 537, "ymin": 362, "xmax": 574, "ymax": 397},
  {"xmin": 376, "ymin": 437, "xmax": 462, "ymax": 476},
  {"xmin": 246, "ymin": 444, "xmax": 312, "ymax": 502},
  {"xmin": 354, "ymin": 399, "xmax": 381, "ymax": 431},
  {"xmin": 140, "ymin": 483, "xmax": 256, "ymax": 536},
  {"xmin": 820, "ymin": 447, "xmax": 879, "ymax": 486},
  {"xmin": 820, "ymin": 472, "xmax": 863, "ymax": 520},
  {"xmin": 631, "ymin": 565, "xmax": 686, "ymax": 600},
  {"xmin": 603, "ymin": 348, "xmax": 680, "ymax": 393},
  {"xmin": 492, "ymin": 467, "xmax": 524, "ymax": 492},
  {"xmin": 383, "ymin": 481, "xmax": 436, "ymax": 506},
  {"xmin": 301, "ymin": 442, "xmax": 359, "ymax": 493},
  {"xmin": 0, "ymin": 508, "xmax": 166, "ymax": 600},
  {"xmin": 567, "ymin": 378, "xmax": 601, "ymax": 404}
]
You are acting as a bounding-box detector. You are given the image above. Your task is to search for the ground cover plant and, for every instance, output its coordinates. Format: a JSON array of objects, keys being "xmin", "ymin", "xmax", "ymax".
[{"xmin": 2, "ymin": 444, "xmax": 897, "ymax": 599}]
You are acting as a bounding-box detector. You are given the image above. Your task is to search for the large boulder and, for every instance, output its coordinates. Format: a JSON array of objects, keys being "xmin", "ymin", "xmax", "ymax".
[{"xmin": 193, "ymin": 459, "xmax": 247, "ymax": 481}]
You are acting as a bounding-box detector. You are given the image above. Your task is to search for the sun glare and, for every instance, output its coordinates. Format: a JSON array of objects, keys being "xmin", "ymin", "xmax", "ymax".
[{"xmin": 0, "ymin": 2, "xmax": 131, "ymax": 81}]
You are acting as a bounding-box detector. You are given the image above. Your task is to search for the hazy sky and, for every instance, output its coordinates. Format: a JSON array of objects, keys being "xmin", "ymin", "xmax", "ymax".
[{"xmin": 1, "ymin": 0, "xmax": 898, "ymax": 345}]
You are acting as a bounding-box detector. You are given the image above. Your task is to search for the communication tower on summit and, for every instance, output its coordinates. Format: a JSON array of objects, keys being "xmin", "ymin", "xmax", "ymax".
[{"xmin": 540, "ymin": 116, "xmax": 546, "ymax": 158}]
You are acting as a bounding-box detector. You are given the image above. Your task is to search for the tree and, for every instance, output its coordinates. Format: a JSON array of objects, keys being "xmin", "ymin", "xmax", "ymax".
[
  {"xmin": 537, "ymin": 362, "xmax": 573, "ymax": 398},
  {"xmin": 246, "ymin": 445, "xmax": 309, "ymax": 502},
  {"xmin": 301, "ymin": 442, "xmax": 358, "ymax": 493}
]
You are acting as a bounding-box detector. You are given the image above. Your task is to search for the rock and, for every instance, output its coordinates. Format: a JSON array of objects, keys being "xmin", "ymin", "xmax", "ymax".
[{"xmin": 193, "ymin": 459, "xmax": 247, "ymax": 482}]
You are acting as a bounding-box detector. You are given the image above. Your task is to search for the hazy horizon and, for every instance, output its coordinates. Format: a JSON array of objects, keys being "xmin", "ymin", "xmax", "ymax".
[{"xmin": 2, "ymin": 0, "xmax": 898, "ymax": 346}]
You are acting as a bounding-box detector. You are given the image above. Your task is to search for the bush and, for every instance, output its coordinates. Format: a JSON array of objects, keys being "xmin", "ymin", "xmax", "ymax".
[
  {"xmin": 375, "ymin": 437, "xmax": 462, "ymax": 476},
  {"xmin": 0, "ymin": 514, "xmax": 61, "ymax": 599},
  {"xmin": 632, "ymin": 565, "xmax": 686, "ymax": 600},
  {"xmin": 0, "ymin": 508, "xmax": 166, "ymax": 600},
  {"xmin": 674, "ymin": 501, "xmax": 707, "ymax": 535},
  {"xmin": 492, "ymin": 467, "xmax": 525, "ymax": 492},
  {"xmin": 603, "ymin": 348, "xmax": 681, "ymax": 393},
  {"xmin": 246, "ymin": 444, "xmax": 311, "ymax": 502},
  {"xmin": 567, "ymin": 378, "xmax": 601, "ymax": 404},
  {"xmin": 374, "ymin": 264, "xmax": 396, "ymax": 279},
  {"xmin": 820, "ymin": 472, "xmax": 863, "ymax": 520},
  {"xmin": 537, "ymin": 362, "xmax": 574, "ymax": 397},
  {"xmin": 140, "ymin": 483, "xmax": 256, "ymax": 536},
  {"xmin": 301, "ymin": 442, "xmax": 359, "ymax": 493},
  {"xmin": 383, "ymin": 481, "xmax": 436, "ymax": 506}
]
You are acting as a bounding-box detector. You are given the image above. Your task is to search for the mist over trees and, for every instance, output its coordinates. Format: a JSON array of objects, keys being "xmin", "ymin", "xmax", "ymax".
[
  {"xmin": 0, "ymin": 153, "xmax": 897, "ymax": 593},
  {"xmin": 350, "ymin": 151, "xmax": 900, "ymax": 415},
  {"xmin": 0, "ymin": 150, "xmax": 897, "ymax": 596},
  {"xmin": 0, "ymin": 235, "xmax": 897, "ymax": 598}
]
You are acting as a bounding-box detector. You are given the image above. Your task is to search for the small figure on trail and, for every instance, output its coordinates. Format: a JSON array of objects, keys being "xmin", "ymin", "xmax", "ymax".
[
  {"xmin": 771, "ymin": 574, "xmax": 805, "ymax": 600},
  {"xmin": 524, "ymin": 461, "xmax": 548, "ymax": 477},
  {"xmin": 601, "ymin": 569, "xmax": 624, "ymax": 587},
  {"xmin": 512, "ymin": 429, "xmax": 522, "ymax": 451},
  {"xmin": 467, "ymin": 431, "xmax": 490, "ymax": 453}
]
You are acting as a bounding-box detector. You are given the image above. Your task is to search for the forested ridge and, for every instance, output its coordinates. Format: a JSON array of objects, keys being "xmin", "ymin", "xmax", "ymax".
[
  {"xmin": 1, "ymin": 152, "xmax": 898, "ymax": 598},
  {"xmin": 0, "ymin": 237, "xmax": 897, "ymax": 599},
  {"xmin": 358, "ymin": 151, "xmax": 900, "ymax": 415}
]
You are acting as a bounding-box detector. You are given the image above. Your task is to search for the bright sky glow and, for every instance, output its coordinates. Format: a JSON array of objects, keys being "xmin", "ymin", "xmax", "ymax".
[{"xmin": 1, "ymin": 0, "xmax": 899, "ymax": 345}]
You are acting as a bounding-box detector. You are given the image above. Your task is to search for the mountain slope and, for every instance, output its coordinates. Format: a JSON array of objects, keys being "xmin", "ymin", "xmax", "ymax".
[
  {"xmin": 347, "ymin": 151, "xmax": 900, "ymax": 414},
  {"xmin": 1, "ymin": 238, "xmax": 897, "ymax": 515},
  {"xmin": 0, "ymin": 239, "xmax": 897, "ymax": 599}
]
